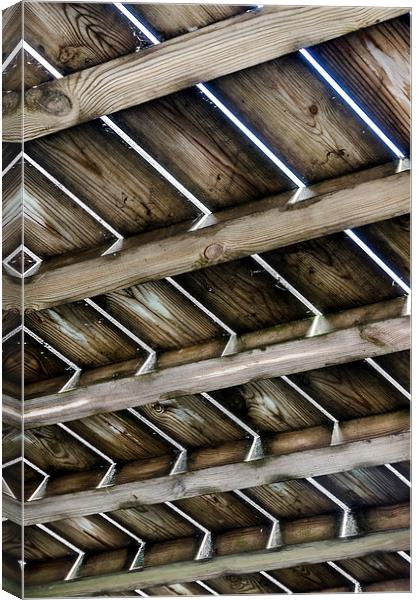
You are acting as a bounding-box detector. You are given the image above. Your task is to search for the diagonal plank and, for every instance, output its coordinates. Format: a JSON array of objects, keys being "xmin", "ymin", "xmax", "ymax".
[
  {"xmin": 3, "ymin": 160, "xmax": 410, "ymax": 311},
  {"xmin": 4, "ymin": 432, "xmax": 410, "ymax": 526},
  {"xmin": 21, "ymin": 524, "xmax": 409, "ymax": 596},
  {"xmin": 3, "ymin": 6, "xmax": 408, "ymax": 141},
  {"xmin": 7, "ymin": 296, "xmax": 410, "ymax": 429}
]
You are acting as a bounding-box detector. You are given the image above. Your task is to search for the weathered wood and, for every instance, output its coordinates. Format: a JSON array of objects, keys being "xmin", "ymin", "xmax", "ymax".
[
  {"xmin": 6, "ymin": 408, "xmax": 409, "ymax": 500},
  {"xmin": 211, "ymin": 53, "xmax": 391, "ymax": 185},
  {"xmin": 3, "ymin": 6, "xmax": 407, "ymax": 141},
  {"xmin": 357, "ymin": 215, "xmax": 410, "ymax": 283},
  {"xmin": 136, "ymin": 3, "xmax": 246, "ymax": 39},
  {"xmin": 13, "ymin": 298, "xmax": 410, "ymax": 429},
  {"xmin": 23, "ymin": 2, "xmax": 140, "ymax": 74},
  {"xmin": 337, "ymin": 548, "xmax": 411, "ymax": 583},
  {"xmin": 262, "ymin": 228, "xmax": 405, "ymax": 313},
  {"xmin": 19, "ymin": 503, "xmax": 410, "ymax": 587},
  {"xmin": 312, "ymin": 15, "xmax": 410, "ymax": 153},
  {"xmin": 22, "ymin": 526, "xmax": 410, "ymax": 597},
  {"xmin": 6, "ymin": 431, "xmax": 409, "ymax": 526},
  {"xmin": 25, "ymin": 121, "xmax": 199, "ymax": 239},
  {"xmin": 4, "ymin": 161, "xmax": 410, "ymax": 311},
  {"xmin": 113, "ymin": 86, "xmax": 293, "ymax": 211},
  {"xmin": 364, "ymin": 578, "xmax": 410, "ymax": 592}
]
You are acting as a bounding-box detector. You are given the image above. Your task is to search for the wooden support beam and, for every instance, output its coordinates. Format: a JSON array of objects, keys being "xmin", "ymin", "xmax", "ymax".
[
  {"xmin": 3, "ymin": 161, "xmax": 410, "ymax": 311},
  {"xmin": 4, "ymin": 431, "xmax": 410, "ymax": 526},
  {"xmin": 3, "ymin": 6, "xmax": 407, "ymax": 142},
  {"xmin": 3, "ymin": 408, "xmax": 409, "ymax": 504},
  {"xmin": 20, "ymin": 503, "xmax": 409, "ymax": 588},
  {"xmin": 8, "ymin": 296, "xmax": 409, "ymax": 429},
  {"xmin": 22, "ymin": 526, "xmax": 410, "ymax": 597}
]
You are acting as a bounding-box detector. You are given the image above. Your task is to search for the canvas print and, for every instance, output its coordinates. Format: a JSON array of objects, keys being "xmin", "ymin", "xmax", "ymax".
[{"xmin": 1, "ymin": 1, "xmax": 411, "ymax": 597}]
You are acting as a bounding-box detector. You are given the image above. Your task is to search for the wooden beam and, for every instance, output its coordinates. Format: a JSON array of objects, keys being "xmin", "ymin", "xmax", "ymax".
[
  {"xmin": 10, "ymin": 296, "xmax": 409, "ymax": 429},
  {"xmin": 20, "ymin": 503, "xmax": 409, "ymax": 587},
  {"xmin": 5, "ymin": 431, "xmax": 409, "ymax": 526},
  {"xmin": 4, "ymin": 161, "xmax": 410, "ymax": 311},
  {"xmin": 7, "ymin": 408, "xmax": 408, "ymax": 502},
  {"xmin": 3, "ymin": 6, "xmax": 407, "ymax": 142},
  {"xmin": 22, "ymin": 527, "xmax": 410, "ymax": 597}
]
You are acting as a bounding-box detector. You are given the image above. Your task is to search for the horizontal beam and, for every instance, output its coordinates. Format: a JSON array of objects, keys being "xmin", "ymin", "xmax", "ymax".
[
  {"xmin": 3, "ymin": 6, "xmax": 407, "ymax": 142},
  {"xmin": 9, "ymin": 296, "xmax": 410, "ymax": 429},
  {"xmin": 4, "ymin": 161, "xmax": 410, "ymax": 311},
  {"xmin": 6, "ymin": 431, "xmax": 410, "ymax": 526},
  {"xmin": 20, "ymin": 503, "xmax": 409, "ymax": 588},
  {"xmin": 5, "ymin": 409, "xmax": 408, "ymax": 505},
  {"xmin": 23, "ymin": 527, "xmax": 410, "ymax": 597}
]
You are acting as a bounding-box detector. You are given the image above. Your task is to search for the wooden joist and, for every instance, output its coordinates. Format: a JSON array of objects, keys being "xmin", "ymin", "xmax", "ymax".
[
  {"xmin": 20, "ymin": 524, "xmax": 410, "ymax": 596},
  {"xmin": 4, "ymin": 431, "xmax": 410, "ymax": 526},
  {"xmin": 6, "ymin": 409, "xmax": 408, "ymax": 502},
  {"xmin": 3, "ymin": 6, "xmax": 407, "ymax": 142},
  {"xmin": 6, "ymin": 296, "xmax": 410, "ymax": 429},
  {"xmin": 3, "ymin": 161, "xmax": 410, "ymax": 311},
  {"xmin": 19, "ymin": 503, "xmax": 410, "ymax": 586}
]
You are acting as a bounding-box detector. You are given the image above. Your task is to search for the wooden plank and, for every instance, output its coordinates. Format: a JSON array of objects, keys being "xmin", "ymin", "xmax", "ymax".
[
  {"xmin": 211, "ymin": 53, "xmax": 391, "ymax": 185},
  {"xmin": 6, "ymin": 431, "xmax": 410, "ymax": 526},
  {"xmin": 4, "ymin": 161, "xmax": 410, "ymax": 312},
  {"xmin": 3, "ymin": 6, "xmax": 407, "ymax": 141},
  {"xmin": 96, "ymin": 281, "xmax": 224, "ymax": 352},
  {"xmin": 356, "ymin": 215, "xmax": 410, "ymax": 284},
  {"xmin": 268, "ymin": 562, "xmax": 350, "ymax": 593},
  {"xmin": 22, "ymin": 527, "xmax": 410, "ymax": 597},
  {"xmin": 112, "ymin": 86, "xmax": 293, "ymax": 211},
  {"xmin": 24, "ymin": 120, "xmax": 199, "ymax": 238},
  {"xmin": 290, "ymin": 358, "xmax": 409, "ymax": 420},
  {"xmin": 311, "ymin": 15, "xmax": 410, "ymax": 153},
  {"xmin": 23, "ymin": 2, "xmax": 141, "ymax": 74},
  {"xmin": 336, "ymin": 551, "xmax": 411, "ymax": 584},
  {"xmin": 135, "ymin": 4, "xmax": 246, "ymax": 39},
  {"xmin": 316, "ymin": 465, "xmax": 410, "ymax": 508},
  {"xmin": 261, "ymin": 228, "xmax": 405, "ymax": 313},
  {"xmin": 12, "ymin": 298, "xmax": 410, "ymax": 429}
]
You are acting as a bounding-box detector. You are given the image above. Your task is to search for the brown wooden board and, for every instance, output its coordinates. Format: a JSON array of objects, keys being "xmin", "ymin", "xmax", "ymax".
[{"xmin": 311, "ymin": 15, "xmax": 410, "ymax": 153}]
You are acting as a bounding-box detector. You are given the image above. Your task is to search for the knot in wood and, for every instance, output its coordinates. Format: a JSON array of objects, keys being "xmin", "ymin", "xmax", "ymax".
[
  {"xmin": 2, "ymin": 91, "xmax": 19, "ymax": 114},
  {"xmin": 59, "ymin": 46, "xmax": 92, "ymax": 70},
  {"xmin": 26, "ymin": 87, "xmax": 72, "ymax": 116},
  {"xmin": 204, "ymin": 243, "xmax": 224, "ymax": 261},
  {"xmin": 152, "ymin": 402, "xmax": 164, "ymax": 414}
]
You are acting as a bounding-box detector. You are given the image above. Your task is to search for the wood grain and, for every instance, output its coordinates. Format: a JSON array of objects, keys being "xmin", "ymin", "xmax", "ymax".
[
  {"xmin": 6, "ymin": 161, "xmax": 409, "ymax": 312},
  {"xmin": 24, "ymin": 302, "xmax": 146, "ymax": 369},
  {"xmin": 270, "ymin": 562, "xmax": 348, "ymax": 593},
  {"xmin": 356, "ymin": 215, "xmax": 410, "ymax": 283},
  {"xmin": 22, "ymin": 527, "xmax": 410, "ymax": 596},
  {"xmin": 3, "ymin": 6, "xmax": 407, "ymax": 141},
  {"xmin": 10, "ymin": 432, "xmax": 410, "ymax": 526},
  {"xmin": 135, "ymin": 4, "xmax": 246, "ymax": 39},
  {"xmin": 337, "ymin": 551, "xmax": 411, "ymax": 583},
  {"xmin": 290, "ymin": 358, "xmax": 409, "ymax": 420},
  {"xmin": 24, "ymin": 2, "xmax": 141, "ymax": 74},
  {"xmin": 312, "ymin": 15, "xmax": 410, "ymax": 152},
  {"xmin": 16, "ymin": 306, "xmax": 410, "ymax": 429},
  {"xmin": 25, "ymin": 121, "xmax": 199, "ymax": 238},
  {"xmin": 212, "ymin": 53, "xmax": 391, "ymax": 184},
  {"xmin": 262, "ymin": 229, "xmax": 405, "ymax": 313},
  {"xmin": 96, "ymin": 281, "xmax": 223, "ymax": 352},
  {"xmin": 113, "ymin": 86, "xmax": 293, "ymax": 211}
]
